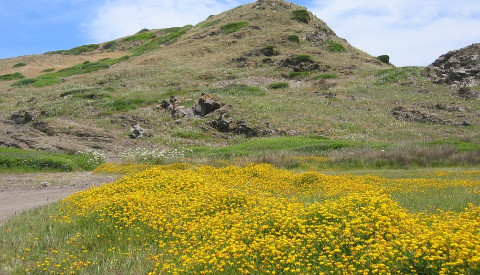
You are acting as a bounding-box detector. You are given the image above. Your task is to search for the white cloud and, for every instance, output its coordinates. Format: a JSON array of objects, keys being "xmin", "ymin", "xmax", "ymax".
[
  {"xmin": 84, "ymin": 0, "xmax": 246, "ymax": 42},
  {"xmin": 310, "ymin": 0, "xmax": 480, "ymax": 66}
]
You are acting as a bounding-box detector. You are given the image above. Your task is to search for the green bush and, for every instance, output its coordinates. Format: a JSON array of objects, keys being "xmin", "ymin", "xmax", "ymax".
[
  {"xmin": 287, "ymin": 35, "xmax": 300, "ymax": 43},
  {"xmin": 292, "ymin": 10, "xmax": 310, "ymax": 24},
  {"xmin": 325, "ymin": 40, "xmax": 347, "ymax": 52},
  {"xmin": 13, "ymin": 62, "xmax": 26, "ymax": 68},
  {"xmin": 269, "ymin": 82, "xmax": 289, "ymax": 89},
  {"xmin": 0, "ymin": 72, "xmax": 25, "ymax": 81},
  {"xmin": 102, "ymin": 41, "xmax": 118, "ymax": 50},
  {"xmin": 221, "ymin": 21, "xmax": 249, "ymax": 34},
  {"xmin": 295, "ymin": 55, "xmax": 312, "ymax": 62},
  {"xmin": 377, "ymin": 55, "xmax": 390, "ymax": 64}
]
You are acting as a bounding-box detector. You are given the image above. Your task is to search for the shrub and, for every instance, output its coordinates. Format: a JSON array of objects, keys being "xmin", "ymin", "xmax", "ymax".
[
  {"xmin": 261, "ymin": 46, "xmax": 279, "ymax": 56},
  {"xmin": 0, "ymin": 72, "xmax": 25, "ymax": 81},
  {"xmin": 292, "ymin": 10, "xmax": 310, "ymax": 24},
  {"xmin": 377, "ymin": 55, "xmax": 390, "ymax": 64},
  {"xmin": 221, "ymin": 21, "xmax": 249, "ymax": 34},
  {"xmin": 287, "ymin": 35, "xmax": 300, "ymax": 43},
  {"xmin": 13, "ymin": 62, "xmax": 26, "ymax": 68},
  {"xmin": 295, "ymin": 55, "xmax": 312, "ymax": 62},
  {"xmin": 102, "ymin": 41, "xmax": 118, "ymax": 50},
  {"xmin": 325, "ymin": 40, "xmax": 347, "ymax": 52},
  {"xmin": 269, "ymin": 82, "xmax": 289, "ymax": 89},
  {"xmin": 262, "ymin": 57, "xmax": 272, "ymax": 64}
]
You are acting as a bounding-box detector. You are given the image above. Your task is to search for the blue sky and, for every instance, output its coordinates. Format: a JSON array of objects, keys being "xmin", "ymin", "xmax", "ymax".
[{"xmin": 1, "ymin": 0, "xmax": 479, "ymax": 66}]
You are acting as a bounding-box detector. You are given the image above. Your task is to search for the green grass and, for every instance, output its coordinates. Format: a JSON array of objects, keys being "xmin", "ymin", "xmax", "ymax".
[
  {"xmin": 130, "ymin": 25, "xmax": 192, "ymax": 56},
  {"xmin": 11, "ymin": 78, "xmax": 37, "ymax": 86},
  {"xmin": 221, "ymin": 21, "xmax": 249, "ymax": 34},
  {"xmin": 41, "ymin": 68, "xmax": 55, "ymax": 73},
  {"xmin": 122, "ymin": 32, "xmax": 155, "ymax": 42},
  {"xmin": 375, "ymin": 67, "xmax": 424, "ymax": 84},
  {"xmin": 291, "ymin": 10, "xmax": 310, "ymax": 24},
  {"xmin": 103, "ymin": 99, "xmax": 145, "ymax": 111},
  {"xmin": 189, "ymin": 136, "xmax": 352, "ymax": 158},
  {"xmin": 46, "ymin": 44, "xmax": 99, "ymax": 55},
  {"xmin": 0, "ymin": 72, "xmax": 25, "ymax": 81},
  {"xmin": 197, "ymin": 19, "xmax": 221, "ymax": 28},
  {"xmin": 268, "ymin": 82, "xmax": 289, "ymax": 89},
  {"xmin": 211, "ymin": 84, "xmax": 266, "ymax": 96},
  {"xmin": 313, "ymin": 73, "xmax": 338, "ymax": 79},
  {"xmin": 289, "ymin": 71, "xmax": 310, "ymax": 78},
  {"xmin": 325, "ymin": 40, "xmax": 347, "ymax": 52},
  {"xmin": 11, "ymin": 56, "xmax": 130, "ymax": 87},
  {"xmin": 0, "ymin": 147, "xmax": 104, "ymax": 172}
]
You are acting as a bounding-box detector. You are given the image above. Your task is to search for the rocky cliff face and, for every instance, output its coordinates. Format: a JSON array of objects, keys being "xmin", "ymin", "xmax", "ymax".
[{"xmin": 427, "ymin": 43, "xmax": 480, "ymax": 87}]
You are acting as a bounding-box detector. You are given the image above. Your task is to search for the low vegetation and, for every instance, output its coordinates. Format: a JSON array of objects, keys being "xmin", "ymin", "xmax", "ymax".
[
  {"xmin": 221, "ymin": 21, "xmax": 249, "ymax": 34},
  {"xmin": 325, "ymin": 40, "xmax": 347, "ymax": 52},
  {"xmin": 0, "ymin": 72, "xmax": 25, "ymax": 81},
  {"xmin": 287, "ymin": 35, "xmax": 300, "ymax": 43},
  {"xmin": 268, "ymin": 82, "xmax": 289, "ymax": 89},
  {"xmin": 0, "ymin": 147, "xmax": 104, "ymax": 172},
  {"xmin": 12, "ymin": 62, "xmax": 26, "ymax": 68},
  {"xmin": 46, "ymin": 44, "xmax": 99, "ymax": 55},
  {"xmin": 292, "ymin": 10, "xmax": 310, "ymax": 24},
  {"xmin": 11, "ymin": 56, "xmax": 130, "ymax": 87}
]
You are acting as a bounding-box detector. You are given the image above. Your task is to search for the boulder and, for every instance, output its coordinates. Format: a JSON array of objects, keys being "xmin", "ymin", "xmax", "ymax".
[
  {"xmin": 10, "ymin": 111, "xmax": 39, "ymax": 124},
  {"xmin": 129, "ymin": 124, "xmax": 146, "ymax": 139}
]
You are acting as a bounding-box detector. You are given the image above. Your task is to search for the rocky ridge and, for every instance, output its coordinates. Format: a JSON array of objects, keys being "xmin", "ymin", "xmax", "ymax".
[{"xmin": 427, "ymin": 43, "xmax": 480, "ymax": 87}]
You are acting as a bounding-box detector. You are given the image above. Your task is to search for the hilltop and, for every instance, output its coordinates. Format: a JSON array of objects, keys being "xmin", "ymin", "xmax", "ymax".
[{"xmin": 0, "ymin": 0, "xmax": 478, "ymax": 160}]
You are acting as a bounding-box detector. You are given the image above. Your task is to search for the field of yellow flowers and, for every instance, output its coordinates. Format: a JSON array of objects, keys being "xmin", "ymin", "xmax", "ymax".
[{"xmin": 8, "ymin": 164, "xmax": 480, "ymax": 274}]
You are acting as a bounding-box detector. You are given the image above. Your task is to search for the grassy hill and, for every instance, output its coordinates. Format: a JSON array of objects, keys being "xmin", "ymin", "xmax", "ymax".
[{"xmin": 0, "ymin": 0, "xmax": 478, "ymax": 164}]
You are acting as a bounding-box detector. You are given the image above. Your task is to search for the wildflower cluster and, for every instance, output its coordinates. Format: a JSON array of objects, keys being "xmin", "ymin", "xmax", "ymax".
[
  {"xmin": 23, "ymin": 164, "xmax": 480, "ymax": 274},
  {"xmin": 119, "ymin": 147, "xmax": 192, "ymax": 164}
]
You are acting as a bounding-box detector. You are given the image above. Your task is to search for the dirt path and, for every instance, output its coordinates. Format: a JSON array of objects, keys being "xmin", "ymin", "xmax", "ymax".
[{"xmin": 0, "ymin": 172, "xmax": 119, "ymax": 223}]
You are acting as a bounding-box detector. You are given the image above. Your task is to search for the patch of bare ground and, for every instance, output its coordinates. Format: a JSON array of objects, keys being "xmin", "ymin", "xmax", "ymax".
[{"xmin": 0, "ymin": 172, "xmax": 119, "ymax": 223}]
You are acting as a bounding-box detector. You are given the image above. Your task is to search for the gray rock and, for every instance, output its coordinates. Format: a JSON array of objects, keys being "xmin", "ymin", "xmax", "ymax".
[
  {"xmin": 427, "ymin": 43, "xmax": 480, "ymax": 87},
  {"xmin": 129, "ymin": 124, "xmax": 146, "ymax": 139}
]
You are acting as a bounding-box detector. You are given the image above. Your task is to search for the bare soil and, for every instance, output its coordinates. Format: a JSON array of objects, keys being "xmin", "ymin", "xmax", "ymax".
[{"xmin": 0, "ymin": 172, "xmax": 119, "ymax": 223}]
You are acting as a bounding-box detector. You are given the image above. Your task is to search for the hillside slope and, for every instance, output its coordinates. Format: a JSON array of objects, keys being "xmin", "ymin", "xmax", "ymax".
[{"xmin": 0, "ymin": 0, "xmax": 478, "ymax": 158}]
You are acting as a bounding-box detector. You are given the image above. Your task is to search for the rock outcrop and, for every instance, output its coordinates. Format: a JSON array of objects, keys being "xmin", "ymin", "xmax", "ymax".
[{"xmin": 426, "ymin": 43, "xmax": 480, "ymax": 87}]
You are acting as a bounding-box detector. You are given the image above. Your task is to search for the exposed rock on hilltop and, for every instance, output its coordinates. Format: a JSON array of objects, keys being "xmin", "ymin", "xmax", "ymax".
[{"xmin": 427, "ymin": 43, "xmax": 480, "ymax": 87}]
